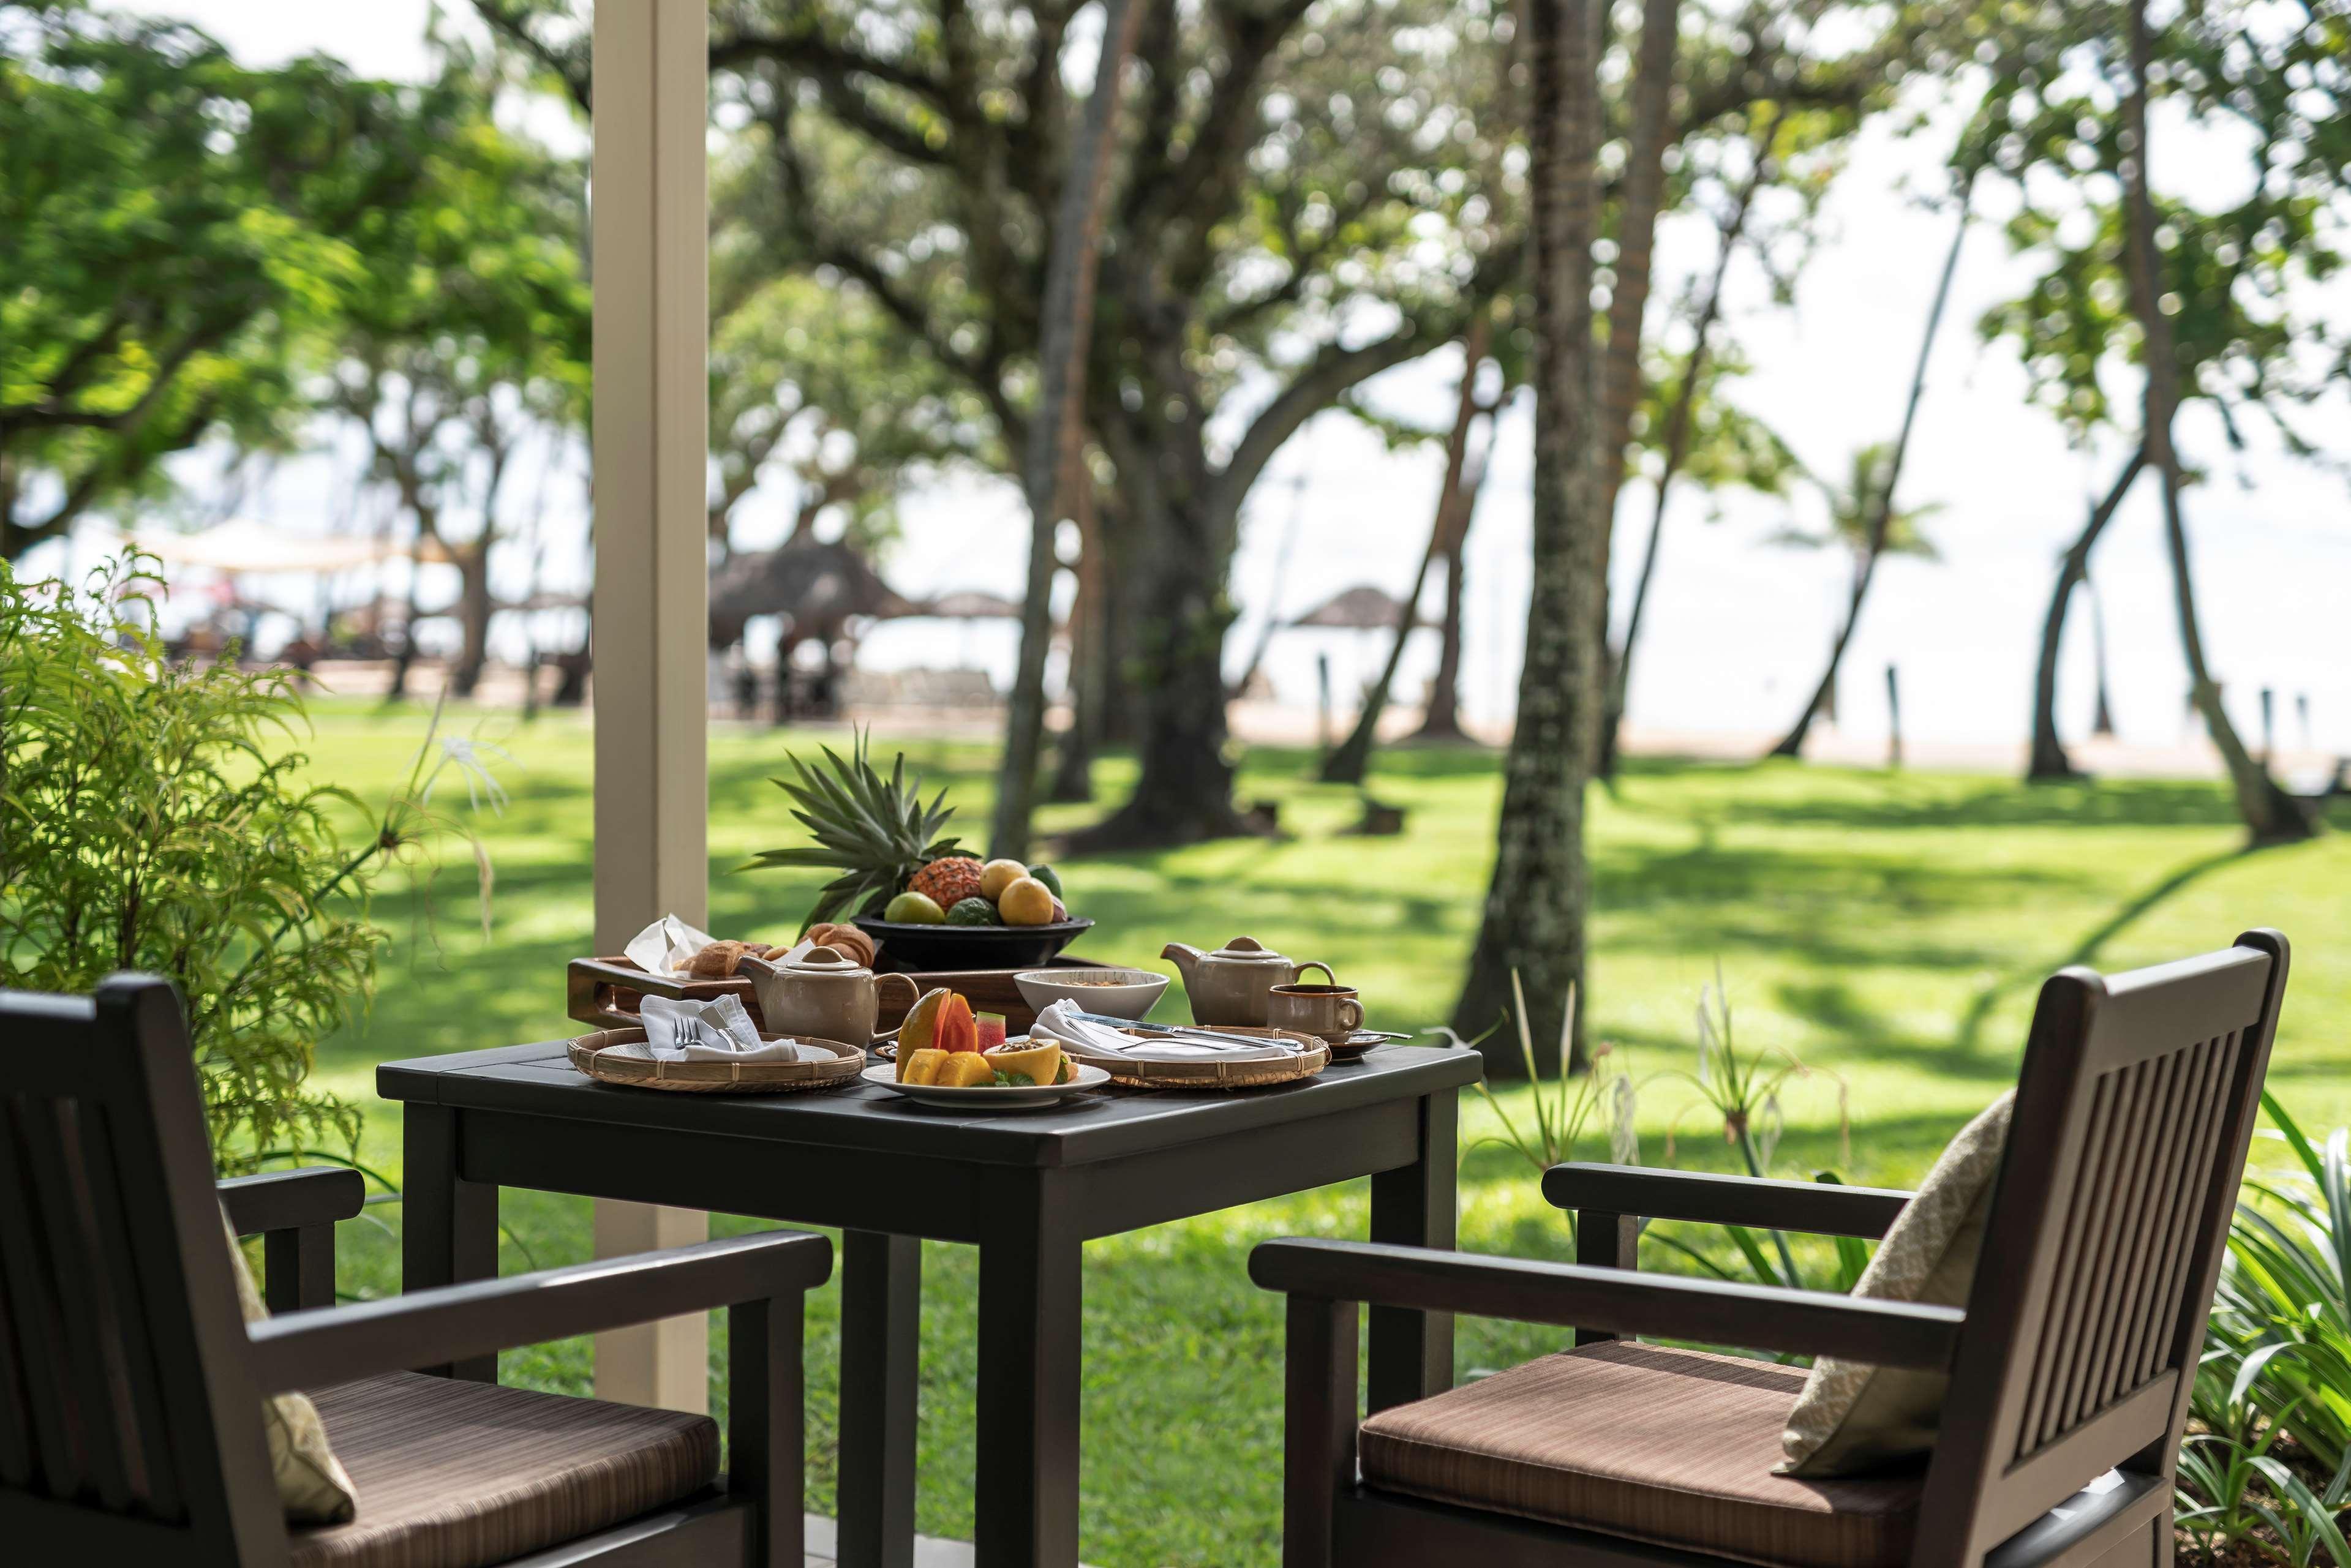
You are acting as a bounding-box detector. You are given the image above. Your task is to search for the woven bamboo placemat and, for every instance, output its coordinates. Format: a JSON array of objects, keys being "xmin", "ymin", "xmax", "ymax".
[
  {"xmin": 1060, "ymin": 1025, "xmax": 1329, "ymax": 1089},
  {"xmin": 566, "ymin": 1027, "xmax": 864, "ymax": 1094}
]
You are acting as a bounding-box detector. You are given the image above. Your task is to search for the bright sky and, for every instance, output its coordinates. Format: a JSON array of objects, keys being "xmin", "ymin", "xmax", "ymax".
[{"xmin": 78, "ymin": 1, "xmax": 2351, "ymax": 755}]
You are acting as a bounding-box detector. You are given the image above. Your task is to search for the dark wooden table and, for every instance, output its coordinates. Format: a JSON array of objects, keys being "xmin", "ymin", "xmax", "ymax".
[{"xmin": 378, "ymin": 1041, "xmax": 1480, "ymax": 1568}]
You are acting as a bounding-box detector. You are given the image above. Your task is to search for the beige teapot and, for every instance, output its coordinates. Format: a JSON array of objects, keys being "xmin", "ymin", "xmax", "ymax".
[
  {"xmin": 736, "ymin": 944, "xmax": 920, "ymax": 1045},
  {"xmin": 1160, "ymin": 936, "xmax": 1337, "ymax": 1027}
]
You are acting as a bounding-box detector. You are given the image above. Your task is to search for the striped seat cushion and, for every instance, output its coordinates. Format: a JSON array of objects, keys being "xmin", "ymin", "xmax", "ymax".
[
  {"xmin": 1359, "ymin": 1342, "xmax": 1925, "ymax": 1568},
  {"xmin": 288, "ymin": 1373, "xmax": 720, "ymax": 1568}
]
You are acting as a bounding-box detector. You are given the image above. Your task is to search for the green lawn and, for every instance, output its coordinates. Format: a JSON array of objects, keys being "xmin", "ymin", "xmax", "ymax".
[{"xmin": 288, "ymin": 701, "xmax": 2350, "ymax": 1567}]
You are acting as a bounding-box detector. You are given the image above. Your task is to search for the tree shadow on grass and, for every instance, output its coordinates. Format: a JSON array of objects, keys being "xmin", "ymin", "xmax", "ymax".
[{"xmin": 1947, "ymin": 844, "xmax": 2249, "ymax": 1057}]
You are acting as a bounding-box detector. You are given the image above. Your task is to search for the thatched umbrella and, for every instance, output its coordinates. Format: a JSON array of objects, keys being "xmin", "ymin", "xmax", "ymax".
[
  {"xmin": 1287, "ymin": 583, "xmax": 1418, "ymax": 631},
  {"xmin": 919, "ymin": 589, "xmax": 1025, "ymax": 621},
  {"xmin": 707, "ymin": 538, "xmax": 917, "ymax": 648}
]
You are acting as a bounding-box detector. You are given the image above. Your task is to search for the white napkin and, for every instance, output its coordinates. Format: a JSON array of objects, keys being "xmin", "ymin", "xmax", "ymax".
[
  {"xmin": 1031, "ymin": 1000, "xmax": 1298, "ymax": 1062},
  {"xmin": 625, "ymin": 913, "xmax": 718, "ymax": 974},
  {"xmin": 637, "ymin": 996, "xmax": 833, "ymax": 1063}
]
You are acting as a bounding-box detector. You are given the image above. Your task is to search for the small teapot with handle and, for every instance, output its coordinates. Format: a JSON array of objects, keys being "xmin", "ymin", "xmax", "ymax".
[
  {"xmin": 1160, "ymin": 936, "xmax": 1337, "ymax": 1027},
  {"xmin": 737, "ymin": 943, "xmax": 920, "ymax": 1046}
]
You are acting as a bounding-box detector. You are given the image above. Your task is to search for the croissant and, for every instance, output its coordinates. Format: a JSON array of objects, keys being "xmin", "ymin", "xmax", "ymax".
[
  {"xmin": 683, "ymin": 939, "xmax": 749, "ymax": 978},
  {"xmin": 807, "ymin": 922, "xmax": 877, "ymax": 967}
]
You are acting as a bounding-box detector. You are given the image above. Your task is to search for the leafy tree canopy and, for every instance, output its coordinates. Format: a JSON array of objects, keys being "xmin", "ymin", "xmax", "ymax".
[{"xmin": 0, "ymin": 3, "xmax": 453, "ymax": 559}]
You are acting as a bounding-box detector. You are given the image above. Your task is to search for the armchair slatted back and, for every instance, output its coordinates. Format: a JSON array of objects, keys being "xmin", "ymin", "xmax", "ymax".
[
  {"xmin": 1916, "ymin": 930, "xmax": 2290, "ymax": 1568},
  {"xmin": 0, "ymin": 976, "xmax": 285, "ymax": 1566}
]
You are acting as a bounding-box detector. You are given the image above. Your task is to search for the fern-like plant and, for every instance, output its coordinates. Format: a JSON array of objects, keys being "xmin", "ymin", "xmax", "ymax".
[{"xmin": 0, "ymin": 556, "xmax": 498, "ymax": 1172}]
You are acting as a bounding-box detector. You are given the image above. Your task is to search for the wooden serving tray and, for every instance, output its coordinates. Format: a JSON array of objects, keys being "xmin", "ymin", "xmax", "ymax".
[{"xmin": 566, "ymin": 953, "xmax": 1116, "ymax": 1034}]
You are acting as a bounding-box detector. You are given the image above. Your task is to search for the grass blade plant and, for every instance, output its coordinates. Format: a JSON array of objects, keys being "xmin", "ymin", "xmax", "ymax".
[
  {"xmin": 1433, "ymin": 976, "xmax": 1639, "ymax": 1186},
  {"xmin": 1650, "ymin": 967, "xmax": 1861, "ymax": 1298}
]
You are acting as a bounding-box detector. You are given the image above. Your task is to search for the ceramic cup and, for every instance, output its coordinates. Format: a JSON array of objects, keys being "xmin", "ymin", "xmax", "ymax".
[{"xmin": 1266, "ymin": 981, "xmax": 1364, "ymax": 1045}]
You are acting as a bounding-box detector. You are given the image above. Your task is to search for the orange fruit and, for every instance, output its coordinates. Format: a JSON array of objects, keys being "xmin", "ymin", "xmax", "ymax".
[{"xmin": 998, "ymin": 876, "xmax": 1056, "ymax": 926}]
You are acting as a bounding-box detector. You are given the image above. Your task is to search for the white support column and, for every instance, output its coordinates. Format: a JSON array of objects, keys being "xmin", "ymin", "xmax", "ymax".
[{"xmin": 591, "ymin": 0, "xmax": 711, "ymax": 1415}]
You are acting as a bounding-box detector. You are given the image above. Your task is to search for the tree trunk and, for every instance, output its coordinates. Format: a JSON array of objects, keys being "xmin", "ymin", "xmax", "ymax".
[
  {"xmin": 2089, "ymin": 578, "xmax": 2117, "ymax": 737},
  {"xmin": 1769, "ymin": 178, "xmax": 1973, "ymax": 760},
  {"xmin": 1453, "ymin": 0, "xmax": 1603, "ymax": 1079},
  {"xmin": 1597, "ymin": 0, "xmax": 1682, "ymax": 520},
  {"xmin": 992, "ymin": 0, "xmax": 1146, "ymax": 860},
  {"xmin": 2120, "ymin": 0, "xmax": 2311, "ymax": 846},
  {"xmin": 1059, "ymin": 478, "xmax": 1254, "ymax": 850},
  {"xmin": 2026, "ymin": 445, "xmax": 2145, "ymax": 781},
  {"xmin": 384, "ymin": 526, "xmax": 431, "ymax": 703},
  {"xmin": 1598, "ymin": 110, "xmax": 1771, "ymax": 776},
  {"xmin": 1047, "ymin": 480, "xmax": 1107, "ymax": 803},
  {"xmin": 1587, "ymin": 0, "xmax": 1682, "ymax": 776},
  {"xmin": 1322, "ymin": 310, "xmax": 1491, "ymax": 784},
  {"xmin": 1410, "ymin": 527, "xmax": 1473, "ymax": 742},
  {"xmin": 449, "ymin": 544, "xmax": 495, "ymax": 699}
]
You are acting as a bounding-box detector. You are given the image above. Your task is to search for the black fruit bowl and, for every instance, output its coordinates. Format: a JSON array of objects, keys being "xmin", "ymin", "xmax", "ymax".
[{"xmin": 852, "ymin": 916, "xmax": 1094, "ymax": 974}]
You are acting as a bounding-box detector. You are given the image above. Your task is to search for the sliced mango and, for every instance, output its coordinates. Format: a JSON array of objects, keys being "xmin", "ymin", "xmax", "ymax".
[
  {"xmin": 933, "ymin": 1051, "xmax": 998, "ymax": 1088},
  {"xmin": 900, "ymin": 1047, "xmax": 950, "ymax": 1086},
  {"xmin": 982, "ymin": 1040, "xmax": 1064, "ymax": 1087},
  {"xmin": 898, "ymin": 988, "xmax": 952, "ymax": 1056}
]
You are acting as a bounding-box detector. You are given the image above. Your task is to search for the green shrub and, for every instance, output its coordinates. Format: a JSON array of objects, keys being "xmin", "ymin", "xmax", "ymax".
[
  {"xmin": 2180, "ymin": 1095, "xmax": 2351, "ymax": 1565},
  {"xmin": 1, "ymin": 557, "xmax": 417, "ymax": 1170}
]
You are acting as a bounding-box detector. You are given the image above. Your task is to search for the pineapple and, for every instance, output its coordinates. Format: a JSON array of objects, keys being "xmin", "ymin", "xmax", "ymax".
[
  {"xmin": 910, "ymin": 856, "xmax": 985, "ymax": 909},
  {"xmin": 743, "ymin": 732, "xmax": 963, "ymax": 932}
]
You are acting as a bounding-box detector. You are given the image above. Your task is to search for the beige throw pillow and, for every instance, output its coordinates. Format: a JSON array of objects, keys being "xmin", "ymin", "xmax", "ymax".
[
  {"xmin": 1777, "ymin": 1091, "xmax": 2012, "ymax": 1477},
  {"xmin": 219, "ymin": 1207, "xmax": 359, "ymax": 1523}
]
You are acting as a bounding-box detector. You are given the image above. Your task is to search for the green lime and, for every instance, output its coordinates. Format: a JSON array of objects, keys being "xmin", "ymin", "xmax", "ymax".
[
  {"xmin": 884, "ymin": 891, "xmax": 946, "ymax": 924},
  {"xmin": 946, "ymin": 896, "xmax": 1000, "ymax": 926},
  {"xmin": 1026, "ymin": 863, "xmax": 1064, "ymax": 899}
]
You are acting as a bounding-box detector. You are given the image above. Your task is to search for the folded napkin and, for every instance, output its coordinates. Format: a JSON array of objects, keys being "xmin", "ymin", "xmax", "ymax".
[
  {"xmin": 636, "ymin": 996, "xmax": 833, "ymax": 1063},
  {"xmin": 1030, "ymin": 1000, "xmax": 1299, "ymax": 1063},
  {"xmin": 624, "ymin": 913, "xmax": 718, "ymax": 975}
]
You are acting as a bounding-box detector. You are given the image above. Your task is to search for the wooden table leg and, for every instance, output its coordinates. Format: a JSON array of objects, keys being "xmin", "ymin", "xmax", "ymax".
[
  {"xmin": 402, "ymin": 1103, "xmax": 499, "ymax": 1380},
  {"xmin": 837, "ymin": 1230, "xmax": 921, "ymax": 1568},
  {"xmin": 974, "ymin": 1172, "xmax": 1082, "ymax": 1568},
  {"xmin": 1366, "ymin": 1089, "xmax": 1457, "ymax": 1413}
]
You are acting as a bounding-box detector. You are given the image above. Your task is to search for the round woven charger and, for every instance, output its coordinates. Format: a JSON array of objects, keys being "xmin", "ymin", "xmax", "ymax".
[
  {"xmin": 1061, "ymin": 1025, "xmax": 1330, "ymax": 1090},
  {"xmin": 566, "ymin": 1026, "xmax": 865, "ymax": 1094}
]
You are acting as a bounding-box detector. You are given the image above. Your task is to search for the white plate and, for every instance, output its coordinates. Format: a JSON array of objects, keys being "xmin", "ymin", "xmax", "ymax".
[{"xmin": 859, "ymin": 1060, "xmax": 1110, "ymax": 1110}]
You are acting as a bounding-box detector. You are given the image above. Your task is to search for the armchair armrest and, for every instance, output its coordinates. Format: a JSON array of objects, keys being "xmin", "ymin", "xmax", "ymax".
[
  {"xmin": 218, "ymin": 1167, "xmax": 367, "ymax": 1236},
  {"xmin": 1250, "ymin": 1238, "xmax": 1960, "ymax": 1370},
  {"xmin": 1543, "ymin": 1163, "xmax": 1913, "ymax": 1240},
  {"xmin": 220, "ymin": 1167, "xmax": 367, "ymax": 1311},
  {"xmin": 246, "ymin": 1229, "xmax": 833, "ymax": 1394}
]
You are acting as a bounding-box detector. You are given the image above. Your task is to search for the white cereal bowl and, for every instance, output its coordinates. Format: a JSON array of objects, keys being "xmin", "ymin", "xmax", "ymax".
[{"xmin": 1013, "ymin": 966, "xmax": 1170, "ymax": 1021}]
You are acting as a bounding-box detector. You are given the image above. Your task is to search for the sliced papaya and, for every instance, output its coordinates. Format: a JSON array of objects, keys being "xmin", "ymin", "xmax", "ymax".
[{"xmin": 936, "ymin": 992, "xmax": 978, "ymax": 1054}]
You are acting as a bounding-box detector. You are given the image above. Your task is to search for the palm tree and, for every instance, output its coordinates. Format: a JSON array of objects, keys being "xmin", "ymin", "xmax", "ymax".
[
  {"xmin": 1452, "ymin": 0, "xmax": 1603, "ymax": 1076},
  {"xmin": 2118, "ymin": 0, "xmax": 2311, "ymax": 845},
  {"xmin": 1767, "ymin": 443, "xmax": 1941, "ymax": 741}
]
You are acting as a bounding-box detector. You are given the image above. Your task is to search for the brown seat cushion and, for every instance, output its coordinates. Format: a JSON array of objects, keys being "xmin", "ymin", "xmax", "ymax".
[
  {"xmin": 288, "ymin": 1373, "xmax": 720, "ymax": 1568},
  {"xmin": 1359, "ymin": 1342, "xmax": 1925, "ymax": 1568}
]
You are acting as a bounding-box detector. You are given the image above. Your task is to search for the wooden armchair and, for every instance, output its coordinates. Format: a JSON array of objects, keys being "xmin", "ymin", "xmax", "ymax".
[
  {"xmin": 0, "ymin": 975, "xmax": 831, "ymax": 1568},
  {"xmin": 1253, "ymin": 931, "xmax": 2292, "ymax": 1568}
]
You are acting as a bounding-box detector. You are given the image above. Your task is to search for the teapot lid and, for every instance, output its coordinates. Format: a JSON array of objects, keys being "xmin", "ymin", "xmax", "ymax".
[
  {"xmin": 785, "ymin": 943, "xmax": 869, "ymax": 977},
  {"xmin": 1208, "ymin": 935, "xmax": 1290, "ymax": 962}
]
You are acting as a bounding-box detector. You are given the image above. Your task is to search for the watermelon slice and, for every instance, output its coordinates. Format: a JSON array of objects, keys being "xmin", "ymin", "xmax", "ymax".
[{"xmin": 976, "ymin": 1013, "xmax": 1007, "ymax": 1051}]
